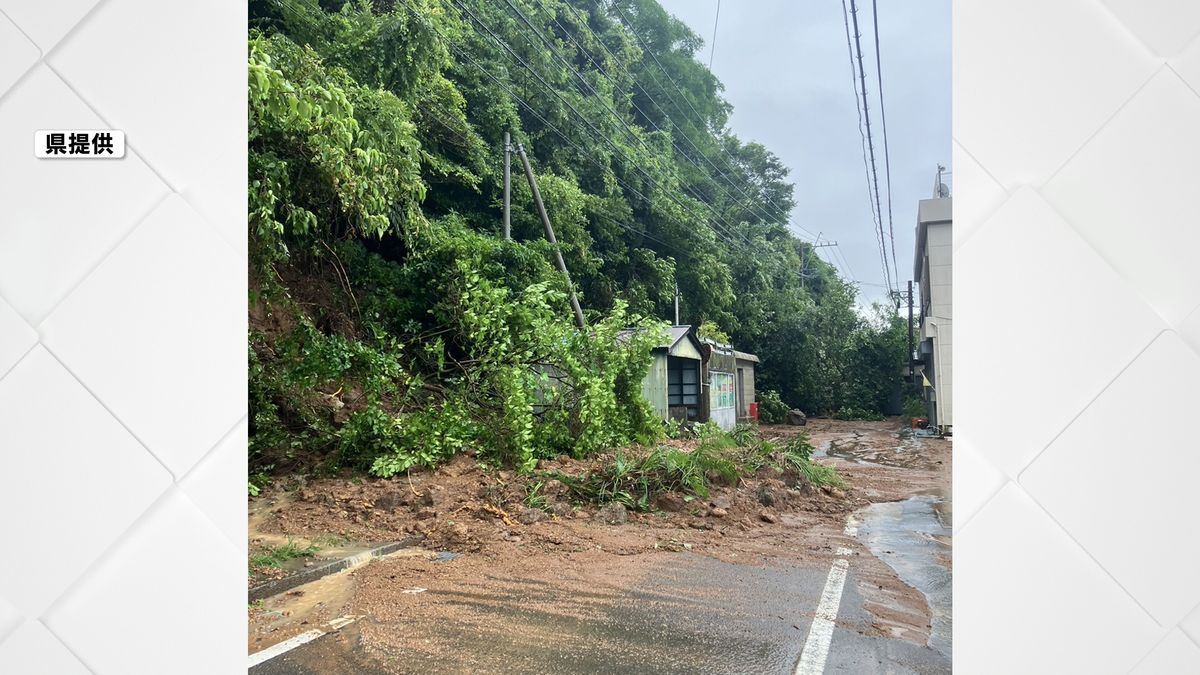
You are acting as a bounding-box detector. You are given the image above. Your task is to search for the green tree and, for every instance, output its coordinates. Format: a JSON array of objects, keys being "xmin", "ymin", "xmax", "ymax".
[{"xmin": 246, "ymin": 0, "xmax": 910, "ymax": 479}]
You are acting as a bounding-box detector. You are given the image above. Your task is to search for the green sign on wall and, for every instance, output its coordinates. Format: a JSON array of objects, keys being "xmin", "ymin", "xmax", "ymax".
[{"xmin": 712, "ymin": 371, "xmax": 735, "ymax": 410}]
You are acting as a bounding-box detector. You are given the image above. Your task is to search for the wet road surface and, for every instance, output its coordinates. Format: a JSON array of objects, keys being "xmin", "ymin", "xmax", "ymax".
[
  {"xmin": 251, "ymin": 550, "xmax": 949, "ymax": 674},
  {"xmin": 856, "ymin": 495, "xmax": 952, "ymax": 659}
]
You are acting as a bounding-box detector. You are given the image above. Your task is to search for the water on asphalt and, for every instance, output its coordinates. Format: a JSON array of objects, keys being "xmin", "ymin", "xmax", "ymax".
[{"xmin": 855, "ymin": 495, "xmax": 952, "ymax": 657}]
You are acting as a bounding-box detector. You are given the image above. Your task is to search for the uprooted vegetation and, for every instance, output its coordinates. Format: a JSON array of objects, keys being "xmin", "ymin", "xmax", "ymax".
[
  {"xmin": 541, "ymin": 423, "xmax": 843, "ymax": 512},
  {"xmin": 250, "ymin": 234, "xmax": 665, "ymax": 485},
  {"xmin": 251, "ymin": 424, "xmax": 850, "ymax": 558}
]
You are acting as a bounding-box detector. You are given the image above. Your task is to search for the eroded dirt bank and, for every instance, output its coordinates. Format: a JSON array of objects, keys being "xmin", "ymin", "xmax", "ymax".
[{"xmin": 249, "ymin": 419, "xmax": 951, "ymax": 671}]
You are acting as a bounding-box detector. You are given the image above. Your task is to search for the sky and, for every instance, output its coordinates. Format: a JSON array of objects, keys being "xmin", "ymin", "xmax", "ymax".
[{"xmin": 656, "ymin": 0, "xmax": 951, "ymax": 309}]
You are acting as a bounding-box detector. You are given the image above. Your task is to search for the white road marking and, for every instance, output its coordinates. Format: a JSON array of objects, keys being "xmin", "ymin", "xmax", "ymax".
[
  {"xmin": 247, "ymin": 630, "xmax": 325, "ymax": 668},
  {"xmin": 248, "ymin": 615, "xmax": 361, "ymax": 668},
  {"xmin": 328, "ymin": 615, "xmax": 359, "ymax": 629},
  {"xmin": 794, "ymin": 515, "xmax": 859, "ymax": 674},
  {"xmin": 794, "ymin": 558, "xmax": 850, "ymax": 675}
]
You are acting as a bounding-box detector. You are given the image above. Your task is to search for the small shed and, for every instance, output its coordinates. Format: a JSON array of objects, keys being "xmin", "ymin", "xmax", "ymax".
[
  {"xmin": 625, "ymin": 325, "xmax": 704, "ymax": 423},
  {"xmin": 733, "ymin": 350, "xmax": 760, "ymax": 422}
]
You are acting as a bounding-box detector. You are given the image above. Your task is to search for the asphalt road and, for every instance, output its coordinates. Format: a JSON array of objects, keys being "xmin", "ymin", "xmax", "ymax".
[{"xmin": 250, "ymin": 551, "xmax": 949, "ymax": 675}]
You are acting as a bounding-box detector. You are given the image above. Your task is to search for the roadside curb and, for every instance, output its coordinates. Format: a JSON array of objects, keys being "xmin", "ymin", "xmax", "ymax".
[{"xmin": 248, "ymin": 534, "xmax": 425, "ymax": 602}]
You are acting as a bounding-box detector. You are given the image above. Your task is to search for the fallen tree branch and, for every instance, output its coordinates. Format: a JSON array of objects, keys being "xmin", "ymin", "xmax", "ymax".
[{"xmin": 482, "ymin": 503, "xmax": 517, "ymax": 527}]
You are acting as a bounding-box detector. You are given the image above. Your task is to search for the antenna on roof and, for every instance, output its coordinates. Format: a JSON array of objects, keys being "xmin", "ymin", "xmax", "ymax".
[{"xmin": 934, "ymin": 164, "xmax": 951, "ymax": 198}]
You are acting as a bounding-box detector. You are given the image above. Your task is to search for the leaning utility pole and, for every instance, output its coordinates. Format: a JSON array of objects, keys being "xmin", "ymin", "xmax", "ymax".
[
  {"xmin": 515, "ymin": 143, "xmax": 586, "ymax": 329},
  {"xmin": 502, "ymin": 131, "xmax": 512, "ymax": 240}
]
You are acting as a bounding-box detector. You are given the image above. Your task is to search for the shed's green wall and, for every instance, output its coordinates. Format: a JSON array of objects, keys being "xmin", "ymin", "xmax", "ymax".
[{"xmin": 642, "ymin": 352, "xmax": 669, "ymax": 420}]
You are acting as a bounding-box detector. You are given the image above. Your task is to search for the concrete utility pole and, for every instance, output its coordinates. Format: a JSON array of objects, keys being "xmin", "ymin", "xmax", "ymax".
[
  {"xmin": 516, "ymin": 143, "xmax": 586, "ymax": 329},
  {"xmin": 502, "ymin": 132, "xmax": 511, "ymax": 240},
  {"xmin": 674, "ymin": 281, "xmax": 680, "ymax": 325},
  {"xmin": 907, "ymin": 279, "xmax": 914, "ymax": 380}
]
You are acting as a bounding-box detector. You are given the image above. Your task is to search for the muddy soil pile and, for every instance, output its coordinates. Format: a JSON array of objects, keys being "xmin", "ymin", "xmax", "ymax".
[{"xmin": 250, "ymin": 436, "xmax": 865, "ymax": 564}]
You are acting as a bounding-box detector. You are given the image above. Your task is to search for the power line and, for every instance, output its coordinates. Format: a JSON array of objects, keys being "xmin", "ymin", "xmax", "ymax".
[
  {"xmin": 276, "ymin": 0, "xmax": 692, "ymax": 256},
  {"xmin": 270, "ymin": 0, "xmax": 702, "ymax": 267},
  {"xmin": 842, "ymin": 0, "xmax": 894, "ymax": 295},
  {"xmin": 548, "ymin": 0, "xmax": 795, "ymax": 241},
  {"xmin": 498, "ymin": 0, "xmax": 753, "ymax": 247},
  {"xmin": 605, "ymin": 0, "xmax": 804, "ymax": 237},
  {"xmin": 839, "ymin": 0, "xmax": 887, "ymax": 293},
  {"xmin": 420, "ymin": 59, "xmax": 690, "ymax": 260},
  {"xmin": 833, "ymin": 244, "xmax": 857, "ymax": 282},
  {"xmin": 399, "ymin": 0, "xmax": 721, "ymax": 260},
  {"xmin": 839, "ymin": 0, "xmax": 883, "ymax": 267},
  {"xmin": 814, "ymin": 240, "xmax": 849, "ymax": 282},
  {"xmin": 871, "ymin": 0, "xmax": 899, "ymax": 285},
  {"xmin": 273, "ymin": 0, "xmax": 821, "ymax": 287},
  {"xmin": 709, "ymin": 0, "xmax": 720, "ymax": 69},
  {"xmin": 449, "ymin": 0, "xmax": 749, "ymax": 249},
  {"xmin": 608, "ymin": 0, "xmax": 796, "ymax": 231},
  {"xmin": 570, "ymin": 0, "xmax": 805, "ymax": 241},
  {"xmin": 848, "ymin": 0, "xmax": 892, "ymax": 294}
]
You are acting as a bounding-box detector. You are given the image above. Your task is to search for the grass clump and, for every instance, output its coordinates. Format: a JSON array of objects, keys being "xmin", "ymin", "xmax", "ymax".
[
  {"xmin": 523, "ymin": 481, "xmax": 552, "ymax": 512},
  {"xmin": 777, "ymin": 436, "xmax": 845, "ymax": 489},
  {"xmin": 546, "ymin": 425, "xmax": 844, "ymax": 511},
  {"xmin": 250, "ymin": 539, "xmax": 320, "ymax": 569}
]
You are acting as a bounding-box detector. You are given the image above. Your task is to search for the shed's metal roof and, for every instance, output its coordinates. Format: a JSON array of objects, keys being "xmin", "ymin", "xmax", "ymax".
[
  {"xmin": 664, "ymin": 325, "xmax": 692, "ymax": 350},
  {"xmin": 617, "ymin": 324, "xmax": 696, "ymax": 351},
  {"xmin": 733, "ymin": 350, "xmax": 760, "ymax": 363}
]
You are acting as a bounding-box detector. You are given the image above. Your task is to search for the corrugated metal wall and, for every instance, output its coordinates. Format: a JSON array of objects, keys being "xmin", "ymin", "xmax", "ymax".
[{"xmin": 642, "ymin": 352, "xmax": 669, "ymax": 421}]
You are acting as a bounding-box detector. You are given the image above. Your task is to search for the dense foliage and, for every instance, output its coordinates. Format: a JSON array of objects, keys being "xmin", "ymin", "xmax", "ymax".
[
  {"xmin": 755, "ymin": 390, "xmax": 789, "ymax": 425},
  {"xmin": 247, "ymin": 0, "xmax": 907, "ymax": 478}
]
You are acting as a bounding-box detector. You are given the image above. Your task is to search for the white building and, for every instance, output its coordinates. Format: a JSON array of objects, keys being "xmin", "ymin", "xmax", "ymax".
[{"xmin": 914, "ymin": 186, "xmax": 952, "ymax": 432}]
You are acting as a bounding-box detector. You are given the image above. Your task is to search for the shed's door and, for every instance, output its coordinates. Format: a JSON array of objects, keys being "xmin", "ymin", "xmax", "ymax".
[{"xmin": 736, "ymin": 368, "xmax": 746, "ymax": 418}]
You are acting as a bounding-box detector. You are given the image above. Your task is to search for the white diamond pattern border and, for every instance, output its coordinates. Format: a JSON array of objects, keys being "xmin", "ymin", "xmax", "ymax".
[
  {"xmin": 957, "ymin": 0, "xmax": 1200, "ymax": 671},
  {"xmin": 0, "ymin": 1, "xmax": 244, "ymax": 673}
]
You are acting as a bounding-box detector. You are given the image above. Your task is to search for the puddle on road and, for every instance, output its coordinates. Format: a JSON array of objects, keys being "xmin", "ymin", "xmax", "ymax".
[
  {"xmin": 812, "ymin": 430, "xmax": 942, "ymax": 471},
  {"xmin": 855, "ymin": 495, "xmax": 952, "ymax": 657}
]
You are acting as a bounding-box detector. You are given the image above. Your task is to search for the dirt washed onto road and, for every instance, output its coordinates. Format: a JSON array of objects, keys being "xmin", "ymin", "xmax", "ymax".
[{"xmin": 249, "ymin": 419, "xmax": 951, "ymax": 670}]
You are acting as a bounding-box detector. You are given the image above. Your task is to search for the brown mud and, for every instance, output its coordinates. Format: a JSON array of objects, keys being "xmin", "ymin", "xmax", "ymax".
[{"xmin": 248, "ymin": 418, "xmax": 951, "ymax": 667}]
